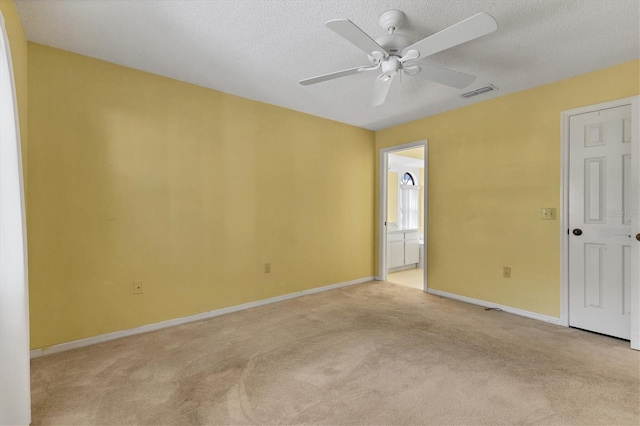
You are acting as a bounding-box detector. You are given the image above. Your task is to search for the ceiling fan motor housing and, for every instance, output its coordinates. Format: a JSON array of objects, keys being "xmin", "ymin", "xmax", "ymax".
[
  {"xmin": 375, "ymin": 33, "xmax": 412, "ymax": 56},
  {"xmin": 369, "ymin": 33, "xmax": 412, "ymax": 64}
]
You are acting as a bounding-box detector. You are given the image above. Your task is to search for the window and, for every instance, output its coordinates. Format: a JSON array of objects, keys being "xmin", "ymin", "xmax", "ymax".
[
  {"xmin": 399, "ymin": 172, "xmax": 419, "ymax": 229},
  {"xmin": 400, "ymin": 172, "xmax": 415, "ymax": 185}
]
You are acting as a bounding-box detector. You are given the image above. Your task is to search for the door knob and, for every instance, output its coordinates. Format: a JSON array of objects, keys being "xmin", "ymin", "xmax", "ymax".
[
  {"xmin": 636, "ymin": 233, "xmax": 640, "ymax": 241},
  {"xmin": 572, "ymin": 229, "xmax": 583, "ymax": 236}
]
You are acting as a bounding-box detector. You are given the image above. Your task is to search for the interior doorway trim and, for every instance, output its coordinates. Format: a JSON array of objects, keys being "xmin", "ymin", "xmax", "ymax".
[
  {"xmin": 378, "ymin": 140, "xmax": 428, "ymax": 291},
  {"xmin": 560, "ymin": 96, "xmax": 640, "ymax": 350}
]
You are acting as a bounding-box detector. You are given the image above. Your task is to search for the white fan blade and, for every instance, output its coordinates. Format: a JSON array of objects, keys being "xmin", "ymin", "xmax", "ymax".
[
  {"xmin": 299, "ymin": 65, "xmax": 370, "ymax": 86},
  {"xmin": 369, "ymin": 74, "xmax": 396, "ymax": 107},
  {"xmin": 326, "ymin": 19, "xmax": 389, "ymax": 57},
  {"xmin": 402, "ymin": 13, "xmax": 497, "ymax": 58},
  {"xmin": 411, "ymin": 63, "xmax": 476, "ymax": 88}
]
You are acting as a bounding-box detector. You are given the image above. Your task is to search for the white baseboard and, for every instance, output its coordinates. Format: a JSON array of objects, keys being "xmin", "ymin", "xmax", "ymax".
[
  {"xmin": 30, "ymin": 276, "xmax": 375, "ymax": 359},
  {"xmin": 426, "ymin": 289, "xmax": 562, "ymax": 325}
]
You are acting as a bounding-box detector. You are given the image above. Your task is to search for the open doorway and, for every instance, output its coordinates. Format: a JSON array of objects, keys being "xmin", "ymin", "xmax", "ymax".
[{"xmin": 379, "ymin": 141, "xmax": 427, "ymax": 291}]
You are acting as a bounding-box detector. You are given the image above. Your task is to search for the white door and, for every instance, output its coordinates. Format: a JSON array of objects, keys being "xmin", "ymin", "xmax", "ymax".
[{"xmin": 569, "ymin": 104, "xmax": 634, "ymax": 339}]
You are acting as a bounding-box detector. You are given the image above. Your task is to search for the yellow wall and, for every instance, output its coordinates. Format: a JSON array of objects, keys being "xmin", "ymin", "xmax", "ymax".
[
  {"xmin": 0, "ymin": 0, "xmax": 27, "ymax": 178},
  {"xmin": 376, "ymin": 59, "xmax": 640, "ymax": 317},
  {"xmin": 24, "ymin": 31, "xmax": 640, "ymax": 346},
  {"xmin": 387, "ymin": 171, "xmax": 398, "ymax": 224},
  {"xmin": 27, "ymin": 43, "xmax": 375, "ymax": 349}
]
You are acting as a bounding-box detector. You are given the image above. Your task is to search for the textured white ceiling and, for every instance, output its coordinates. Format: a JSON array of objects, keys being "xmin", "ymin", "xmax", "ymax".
[{"xmin": 15, "ymin": 0, "xmax": 640, "ymax": 130}]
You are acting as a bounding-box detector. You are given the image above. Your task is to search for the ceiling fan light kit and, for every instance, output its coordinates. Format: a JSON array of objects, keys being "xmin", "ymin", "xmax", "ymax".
[{"xmin": 299, "ymin": 10, "xmax": 498, "ymax": 107}]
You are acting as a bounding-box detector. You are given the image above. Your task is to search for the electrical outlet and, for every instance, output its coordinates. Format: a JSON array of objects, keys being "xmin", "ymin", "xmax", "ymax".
[
  {"xmin": 133, "ymin": 281, "xmax": 143, "ymax": 294},
  {"xmin": 503, "ymin": 267, "xmax": 511, "ymax": 279},
  {"xmin": 264, "ymin": 263, "xmax": 271, "ymax": 274}
]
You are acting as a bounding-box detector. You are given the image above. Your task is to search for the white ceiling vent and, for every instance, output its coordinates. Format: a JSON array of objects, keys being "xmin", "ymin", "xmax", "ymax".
[{"xmin": 460, "ymin": 84, "xmax": 497, "ymax": 98}]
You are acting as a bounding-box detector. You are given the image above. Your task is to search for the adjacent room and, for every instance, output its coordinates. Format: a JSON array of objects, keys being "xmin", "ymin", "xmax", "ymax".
[
  {"xmin": 385, "ymin": 146, "xmax": 426, "ymax": 290},
  {"xmin": 0, "ymin": 0, "xmax": 638, "ymax": 425}
]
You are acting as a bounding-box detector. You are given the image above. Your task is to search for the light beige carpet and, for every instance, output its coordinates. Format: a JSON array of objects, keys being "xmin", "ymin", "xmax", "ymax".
[{"xmin": 31, "ymin": 281, "xmax": 639, "ymax": 425}]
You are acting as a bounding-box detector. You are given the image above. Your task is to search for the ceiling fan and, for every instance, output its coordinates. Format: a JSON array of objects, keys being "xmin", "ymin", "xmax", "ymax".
[{"xmin": 299, "ymin": 10, "xmax": 497, "ymax": 106}]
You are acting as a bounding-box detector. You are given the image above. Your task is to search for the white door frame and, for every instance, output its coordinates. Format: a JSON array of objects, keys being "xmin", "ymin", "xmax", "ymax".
[
  {"xmin": 378, "ymin": 140, "xmax": 428, "ymax": 291},
  {"xmin": 0, "ymin": 11, "xmax": 31, "ymax": 424},
  {"xmin": 560, "ymin": 96, "xmax": 640, "ymax": 350}
]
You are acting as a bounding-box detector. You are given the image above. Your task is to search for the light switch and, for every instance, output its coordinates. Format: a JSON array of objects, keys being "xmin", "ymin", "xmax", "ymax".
[{"xmin": 541, "ymin": 208, "xmax": 556, "ymax": 220}]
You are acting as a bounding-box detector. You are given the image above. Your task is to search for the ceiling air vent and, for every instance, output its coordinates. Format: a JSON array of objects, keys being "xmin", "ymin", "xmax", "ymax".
[{"xmin": 460, "ymin": 84, "xmax": 497, "ymax": 98}]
